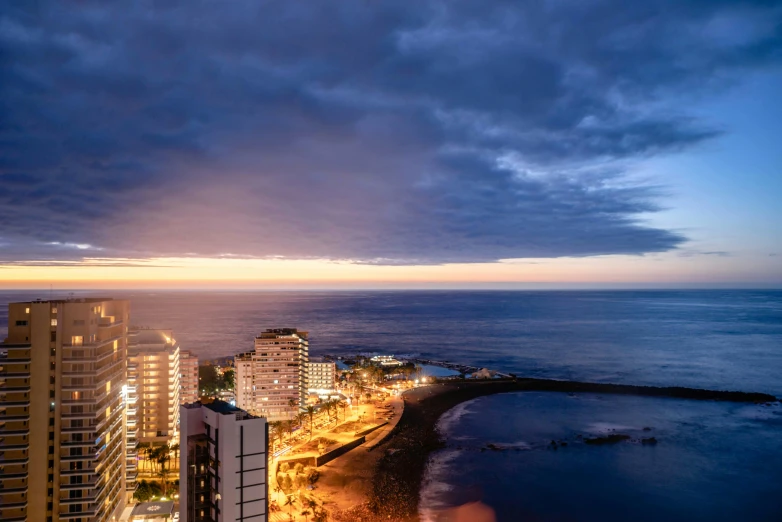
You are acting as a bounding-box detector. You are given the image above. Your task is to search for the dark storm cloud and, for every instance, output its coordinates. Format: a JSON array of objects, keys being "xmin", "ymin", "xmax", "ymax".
[{"xmin": 1, "ymin": 0, "xmax": 780, "ymax": 264}]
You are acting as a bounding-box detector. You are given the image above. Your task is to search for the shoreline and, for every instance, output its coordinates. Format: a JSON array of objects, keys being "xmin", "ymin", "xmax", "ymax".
[{"xmin": 363, "ymin": 378, "xmax": 778, "ymax": 521}]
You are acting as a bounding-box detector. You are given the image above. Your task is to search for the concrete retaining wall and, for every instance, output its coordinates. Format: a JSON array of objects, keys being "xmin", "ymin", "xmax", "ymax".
[
  {"xmin": 315, "ymin": 436, "xmax": 366, "ymax": 467},
  {"xmin": 355, "ymin": 422, "xmax": 388, "ymax": 437}
]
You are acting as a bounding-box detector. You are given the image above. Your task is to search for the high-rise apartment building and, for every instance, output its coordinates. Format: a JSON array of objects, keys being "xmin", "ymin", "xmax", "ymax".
[
  {"xmin": 232, "ymin": 329, "xmax": 308, "ymax": 420},
  {"xmin": 307, "ymin": 357, "xmax": 337, "ymax": 393},
  {"xmin": 234, "ymin": 352, "xmax": 254, "ymax": 412},
  {"xmin": 126, "ymin": 328, "xmax": 181, "ymax": 445},
  {"xmin": 179, "ymin": 350, "xmax": 199, "ymax": 405},
  {"xmin": 179, "ymin": 401, "xmax": 268, "ymax": 522},
  {"xmin": 1, "ymin": 298, "xmax": 129, "ymax": 522}
]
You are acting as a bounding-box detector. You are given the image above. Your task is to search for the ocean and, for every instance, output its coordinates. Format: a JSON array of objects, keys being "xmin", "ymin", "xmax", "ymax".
[{"xmin": 1, "ymin": 289, "xmax": 781, "ymax": 520}]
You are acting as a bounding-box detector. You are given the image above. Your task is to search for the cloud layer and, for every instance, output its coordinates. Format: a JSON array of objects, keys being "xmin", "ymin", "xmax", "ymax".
[{"xmin": 2, "ymin": 0, "xmax": 781, "ymax": 264}]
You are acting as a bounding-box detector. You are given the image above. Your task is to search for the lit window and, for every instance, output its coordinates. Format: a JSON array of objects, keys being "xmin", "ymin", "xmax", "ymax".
[
  {"xmin": 72, "ymin": 336, "xmax": 83, "ymax": 346},
  {"xmin": 51, "ymin": 318, "xmax": 57, "ymax": 326},
  {"xmin": 52, "ymin": 307, "xmax": 58, "ymax": 314},
  {"xmin": 25, "ymin": 307, "xmax": 30, "ymax": 314}
]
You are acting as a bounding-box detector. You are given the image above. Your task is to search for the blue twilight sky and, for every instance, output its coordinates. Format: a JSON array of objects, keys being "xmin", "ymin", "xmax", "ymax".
[{"xmin": 0, "ymin": 0, "xmax": 781, "ymax": 286}]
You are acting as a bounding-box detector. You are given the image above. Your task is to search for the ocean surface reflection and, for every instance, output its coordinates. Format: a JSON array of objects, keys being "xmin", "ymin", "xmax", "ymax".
[{"xmin": 420, "ymin": 392, "xmax": 782, "ymax": 522}]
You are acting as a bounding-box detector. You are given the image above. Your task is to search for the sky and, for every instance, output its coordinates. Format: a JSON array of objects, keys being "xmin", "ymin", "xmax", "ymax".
[{"xmin": 1, "ymin": 0, "xmax": 781, "ymax": 289}]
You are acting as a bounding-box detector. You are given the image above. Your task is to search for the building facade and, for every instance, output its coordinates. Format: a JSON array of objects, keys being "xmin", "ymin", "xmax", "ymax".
[
  {"xmin": 307, "ymin": 357, "xmax": 337, "ymax": 393},
  {"xmin": 232, "ymin": 329, "xmax": 308, "ymax": 421},
  {"xmin": 1, "ymin": 298, "xmax": 129, "ymax": 522},
  {"xmin": 179, "ymin": 401, "xmax": 268, "ymax": 522},
  {"xmin": 126, "ymin": 328, "xmax": 181, "ymax": 446},
  {"xmin": 234, "ymin": 352, "xmax": 254, "ymax": 413},
  {"xmin": 179, "ymin": 350, "xmax": 199, "ymax": 405}
]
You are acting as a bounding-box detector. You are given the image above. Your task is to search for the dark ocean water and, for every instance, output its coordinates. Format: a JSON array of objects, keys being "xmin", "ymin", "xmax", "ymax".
[
  {"xmin": 2, "ymin": 289, "xmax": 780, "ymax": 394},
  {"xmin": 421, "ymin": 392, "xmax": 782, "ymax": 522},
  {"xmin": 2, "ymin": 289, "xmax": 781, "ymax": 521}
]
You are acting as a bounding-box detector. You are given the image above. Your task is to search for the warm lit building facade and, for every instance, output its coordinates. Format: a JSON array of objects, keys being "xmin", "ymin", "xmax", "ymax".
[
  {"xmin": 1, "ymin": 298, "xmax": 129, "ymax": 522},
  {"xmin": 232, "ymin": 329, "xmax": 308, "ymax": 420},
  {"xmin": 179, "ymin": 350, "xmax": 199, "ymax": 405},
  {"xmin": 126, "ymin": 328, "xmax": 181, "ymax": 447},
  {"xmin": 307, "ymin": 357, "xmax": 337, "ymax": 393},
  {"xmin": 180, "ymin": 401, "xmax": 268, "ymax": 522}
]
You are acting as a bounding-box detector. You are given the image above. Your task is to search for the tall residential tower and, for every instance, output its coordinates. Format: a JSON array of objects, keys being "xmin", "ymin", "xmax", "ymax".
[
  {"xmin": 179, "ymin": 350, "xmax": 200, "ymax": 405},
  {"xmin": 233, "ymin": 329, "xmax": 308, "ymax": 420},
  {"xmin": 1, "ymin": 298, "xmax": 129, "ymax": 522}
]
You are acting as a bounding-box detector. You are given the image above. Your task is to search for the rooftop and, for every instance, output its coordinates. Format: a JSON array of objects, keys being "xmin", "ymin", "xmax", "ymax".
[
  {"xmin": 12, "ymin": 297, "xmax": 119, "ymax": 305},
  {"xmin": 130, "ymin": 500, "xmax": 175, "ymax": 519},
  {"xmin": 184, "ymin": 399, "xmax": 257, "ymax": 418},
  {"xmin": 256, "ymin": 328, "xmax": 308, "ymax": 338}
]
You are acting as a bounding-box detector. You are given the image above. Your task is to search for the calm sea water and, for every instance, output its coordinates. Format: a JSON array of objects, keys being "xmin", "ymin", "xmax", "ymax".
[
  {"xmin": 2, "ymin": 290, "xmax": 780, "ymax": 394},
  {"xmin": 421, "ymin": 392, "xmax": 782, "ymax": 521},
  {"xmin": 1, "ymin": 289, "xmax": 781, "ymax": 520}
]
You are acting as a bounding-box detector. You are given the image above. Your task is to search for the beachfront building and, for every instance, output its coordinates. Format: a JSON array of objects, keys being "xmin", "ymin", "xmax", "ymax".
[
  {"xmin": 179, "ymin": 401, "xmax": 268, "ymax": 522},
  {"xmin": 307, "ymin": 357, "xmax": 337, "ymax": 393},
  {"xmin": 126, "ymin": 328, "xmax": 181, "ymax": 446},
  {"xmin": 370, "ymin": 354, "xmax": 404, "ymax": 367},
  {"xmin": 179, "ymin": 350, "xmax": 199, "ymax": 404},
  {"xmin": 1, "ymin": 298, "xmax": 129, "ymax": 522},
  {"xmin": 232, "ymin": 329, "xmax": 309, "ymax": 420}
]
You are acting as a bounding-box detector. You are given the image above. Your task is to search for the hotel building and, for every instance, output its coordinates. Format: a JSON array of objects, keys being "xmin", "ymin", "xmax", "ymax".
[
  {"xmin": 179, "ymin": 401, "xmax": 268, "ymax": 522},
  {"xmin": 179, "ymin": 350, "xmax": 199, "ymax": 405},
  {"xmin": 126, "ymin": 328, "xmax": 181, "ymax": 445},
  {"xmin": 232, "ymin": 329, "xmax": 308, "ymax": 421},
  {"xmin": 1, "ymin": 298, "xmax": 129, "ymax": 522},
  {"xmin": 307, "ymin": 357, "xmax": 337, "ymax": 393}
]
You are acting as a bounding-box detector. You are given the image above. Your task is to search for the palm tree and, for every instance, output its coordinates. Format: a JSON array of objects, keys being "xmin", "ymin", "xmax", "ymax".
[
  {"xmin": 305, "ymin": 406, "xmax": 316, "ymax": 441},
  {"xmin": 283, "ymin": 419, "xmax": 294, "ymax": 443},
  {"xmin": 301, "ymin": 509, "xmax": 311, "ymax": 521},
  {"xmin": 269, "ymin": 421, "xmax": 282, "ymax": 451},
  {"xmin": 284, "ymin": 495, "xmax": 297, "ymax": 520},
  {"xmin": 137, "ymin": 442, "xmax": 150, "ymax": 472},
  {"xmin": 170, "ymin": 442, "xmax": 180, "ymax": 470},
  {"xmin": 338, "ymin": 400, "xmax": 347, "ymax": 422}
]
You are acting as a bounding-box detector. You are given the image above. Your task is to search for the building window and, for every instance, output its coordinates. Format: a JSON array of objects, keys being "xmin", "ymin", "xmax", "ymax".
[
  {"xmin": 72, "ymin": 336, "xmax": 83, "ymax": 346},
  {"xmin": 52, "ymin": 307, "xmax": 57, "ymax": 314},
  {"xmin": 25, "ymin": 307, "xmax": 30, "ymax": 314},
  {"xmin": 51, "ymin": 318, "xmax": 57, "ymax": 327},
  {"xmin": 15, "ymin": 320, "xmax": 28, "ymax": 326}
]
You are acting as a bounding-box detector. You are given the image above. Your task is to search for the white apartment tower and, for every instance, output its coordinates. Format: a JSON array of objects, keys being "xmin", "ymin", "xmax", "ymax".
[
  {"xmin": 307, "ymin": 357, "xmax": 337, "ymax": 393},
  {"xmin": 126, "ymin": 328, "xmax": 181, "ymax": 445},
  {"xmin": 232, "ymin": 329, "xmax": 308, "ymax": 421},
  {"xmin": 234, "ymin": 352, "xmax": 254, "ymax": 413},
  {"xmin": 1, "ymin": 298, "xmax": 129, "ymax": 522},
  {"xmin": 179, "ymin": 401, "xmax": 268, "ymax": 522}
]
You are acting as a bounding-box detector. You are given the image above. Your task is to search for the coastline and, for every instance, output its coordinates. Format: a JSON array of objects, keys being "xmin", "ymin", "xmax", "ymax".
[{"xmin": 362, "ymin": 378, "xmax": 778, "ymax": 521}]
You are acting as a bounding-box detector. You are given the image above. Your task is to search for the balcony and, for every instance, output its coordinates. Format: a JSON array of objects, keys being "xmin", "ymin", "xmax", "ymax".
[
  {"xmin": 0, "ymin": 412, "xmax": 29, "ymax": 422},
  {"xmin": 60, "ymin": 466, "xmax": 97, "ymax": 477},
  {"xmin": 0, "ymin": 398, "xmax": 30, "ymax": 408},
  {"xmin": 62, "ymin": 334, "xmax": 122, "ymax": 349},
  {"xmin": 60, "ymin": 479, "xmax": 99, "ymax": 491},
  {"xmin": 0, "ymin": 382, "xmax": 31, "ymax": 393},
  {"xmin": 62, "ymin": 365, "xmax": 124, "ymax": 392},
  {"xmin": 0, "ymin": 485, "xmax": 27, "ymax": 495},
  {"xmin": 0, "ymin": 454, "xmax": 29, "ymax": 465}
]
